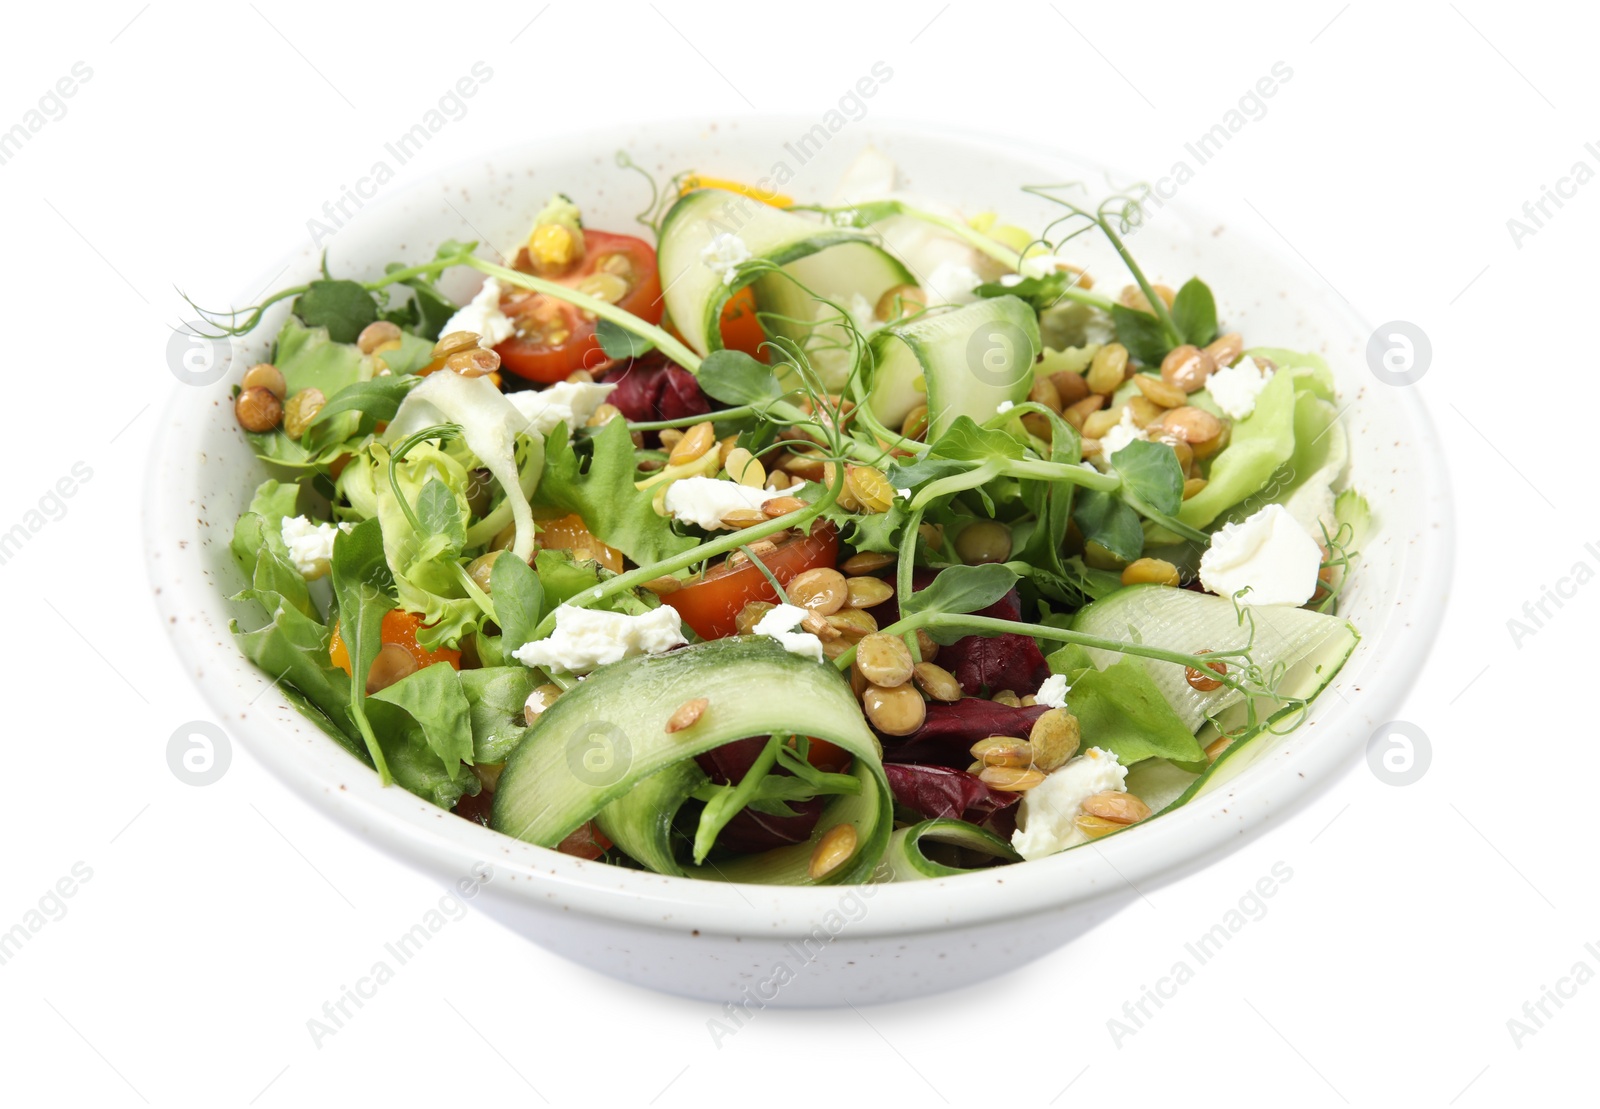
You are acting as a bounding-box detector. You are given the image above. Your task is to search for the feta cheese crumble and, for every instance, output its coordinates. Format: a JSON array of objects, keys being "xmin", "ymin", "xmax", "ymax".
[
  {"xmin": 996, "ymin": 400, "xmax": 1015, "ymax": 414},
  {"xmin": 1011, "ymin": 748, "xmax": 1127, "ymax": 860},
  {"xmin": 895, "ymin": 487, "xmax": 913, "ymax": 500},
  {"xmin": 1018, "ymin": 252, "xmax": 1072, "ymax": 280},
  {"xmin": 1198, "ymin": 503, "xmax": 1322, "ymax": 606},
  {"xmin": 662, "ymin": 476, "xmax": 771, "ymax": 530},
  {"xmin": 1081, "ymin": 312, "xmax": 1116, "ymax": 346},
  {"xmin": 751, "ymin": 603, "xmax": 824, "ymax": 662},
  {"xmin": 279, "ymin": 515, "xmax": 353, "ymax": 580},
  {"xmin": 1100, "ymin": 406, "xmax": 1147, "ymax": 459},
  {"xmin": 512, "ymin": 604, "xmax": 687, "ymax": 673},
  {"xmin": 1205, "ymin": 355, "xmax": 1272, "ymax": 420},
  {"xmin": 1034, "ymin": 673, "xmax": 1070, "ymax": 709},
  {"xmin": 507, "ymin": 381, "xmax": 618, "ymax": 436},
  {"xmin": 440, "ymin": 278, "xmax": 515, "ymax": 346},
  {"xmin": 701, "ymin": 232, "xmax": 752, "ymax": 286},
  {"xmin": 844, "ymin": 292, "xmax": 880, "ymax": 333},
  {"xmin": 923, "ymin": 260, "xmax": 984, "ymax": 305}
]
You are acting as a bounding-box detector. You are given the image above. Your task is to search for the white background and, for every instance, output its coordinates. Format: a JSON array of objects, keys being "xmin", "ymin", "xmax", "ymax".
[{"xmin": 0, "ymin": 1, "xmax": 1591, "ymax": 1105}]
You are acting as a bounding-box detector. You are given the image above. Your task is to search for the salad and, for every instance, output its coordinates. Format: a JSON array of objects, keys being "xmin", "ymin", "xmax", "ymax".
[{"xmin": 208, "ymin": 148, "xmax": 1364, "ymax": 885}]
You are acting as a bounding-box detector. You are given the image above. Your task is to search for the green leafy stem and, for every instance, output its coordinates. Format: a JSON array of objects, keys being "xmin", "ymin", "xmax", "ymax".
[{"xmin": 835, "ymin": 610, "xmax": 1264, "ymax": 702}]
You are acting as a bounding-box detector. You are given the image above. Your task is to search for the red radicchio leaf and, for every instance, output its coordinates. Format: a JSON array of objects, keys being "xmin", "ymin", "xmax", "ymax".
[
  {"xmin": 604, "ymin": 357, "xmax": 710, "ymax": 424},
  {"xmin": 880, "ymin": 577, "xmax": 1049, "ymax": 698},
  {"xmin": 879, "ymin": 697, "xmax": 1051, "ymax": 769},
  {"xmin": 883, "ymin": 763, "xmax": 1020, "ymax": 824},
  {"xmin": 694, "ymin": 737, "xmax": 826, "ymax": 854},
  {"xmin": 938, "ymin": 629, "xmax": 1052, "ymax": 699}
]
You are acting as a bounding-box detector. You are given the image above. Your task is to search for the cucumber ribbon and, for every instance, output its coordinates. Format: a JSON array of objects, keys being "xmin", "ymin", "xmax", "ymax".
[{"xmin": 491, "ymin": 636, "xmax": 892, "ymax": 885}]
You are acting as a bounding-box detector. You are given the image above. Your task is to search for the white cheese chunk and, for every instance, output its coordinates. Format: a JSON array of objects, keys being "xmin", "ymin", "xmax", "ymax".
[
  {"xmin": 1034, "ymin": 673, "xmax": 1070, "ymax": 709},
  {"xmin": 440, "ymin": 278, "xmax": 515, "ymax": 346},
  {"xmin": 506, "ymin": 381, "xmax": 618, "ymax": 436},
  {"xmin": 924, "ymin": 260, "xmax": 983, "ymax": 305},
  {"xmin": 1101, "ymin": 406, "xmax": 1147, "ymax": 458},
  {"xmin": 1205, "ymin": 355, "xmax": 1272, "ymax": 420},
  {"xmin": 701, "ymin": 232, "xmax": 752, "ymax": 286},
  {"xmin": 1011, "ymin": 748, "xmax": 1128, "ymax": 860},
  {"xmin": 512, "ymin": 604, "xmax": 687, "ymax": 673},
  {"xmin": 1082, "ymin": 313, "xmax": 1116, "ymax": 346},
  {"xmin": 279, "ymin": 515, "xmax": 354, "ymax": 580},
  {"xmin": 662, "ymin": 476, "xmax": 772, "ymax": 530},
  {"xmin": 752, "ymin": 603, "xmax": 824, "ymax": 662},
  {"xmin": 1199, "ymin": 503, "xmax": 1322, "ymax": 606}
]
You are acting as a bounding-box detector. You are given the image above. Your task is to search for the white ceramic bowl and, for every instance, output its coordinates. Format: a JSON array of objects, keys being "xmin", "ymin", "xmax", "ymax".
[{"xmin": 148, "ymin": 118, "xmax": 1452, "ymax": 1006}]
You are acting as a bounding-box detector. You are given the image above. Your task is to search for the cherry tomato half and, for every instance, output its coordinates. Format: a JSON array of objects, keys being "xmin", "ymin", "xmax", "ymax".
[
  {"xmin": 495, "ymin": 230, "xmax": 663, "ymax": 384},
  {"xmin": 717, "ymin": 285, "xmax": 768, "ymax": 362},
  {"xmin": 536, "ymin": 513, "xmax": 623, "ymax": 574},
  {"xmin": 662, "ymin": 522, "xmax": 838, "ymax": 641},
  {"xmin": 329, "ymin": 609, "xmax": 461, "ymax": 676}
]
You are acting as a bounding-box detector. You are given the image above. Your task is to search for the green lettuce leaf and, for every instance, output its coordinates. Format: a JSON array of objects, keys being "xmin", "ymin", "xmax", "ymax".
[
  {"xmin": 329, "ymin": 517, "xmax": 398, "ymax": 782},
  {"xmin": 534, "ymin": 418, "xmax": 698, "ymax": 565},
  {"xmin": 369, "ymin": 661, "xmax": 474, "ymax": 778},
  {"xmin": 231, "ymin": 594, "xmax": 365, "ymax": 762},
  {"xmin": 459, "ymin": 667, "xmax": 539, "ymax": 764},
  {"xmin": 246, "ymin": 479, "xmax": 301, "ymax": 524},
  {"xmin": 274, "ymin": 316, "xmax": 368, "ymax": 396},
  {"xmin": 1177, "ymin": 364, "xmax": 1298, "ymax": 527},
  {"xmin": 370, "ymin": 441, "xmax": 482, "ymax": 650},
  {"xmin": 534, "ymin": 548, "xmax": 657, "ymax": 615},
  {"xmin": 1046, "ymin": 650, "xmax": 1205, "ymax": 765},
  {"xmin": 230, "ymin": 510, "xmax": 310, "ymax": 618}
]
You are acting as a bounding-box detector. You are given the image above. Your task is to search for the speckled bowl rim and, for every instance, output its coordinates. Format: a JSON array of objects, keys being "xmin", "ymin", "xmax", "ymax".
[{"xmin": 147, "ymin": 116, "xmax": 1453, "ymax": 939}]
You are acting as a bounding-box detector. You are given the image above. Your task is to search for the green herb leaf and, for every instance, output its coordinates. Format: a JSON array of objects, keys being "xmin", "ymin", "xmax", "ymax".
[
  {"xmin": 1071, "ymin": 488, "xmax": 1144, "ymax": 563},
  {"xmin": 596, "ymin": 317, "xmax": 656, "ymax": 359},
  {"xmin": 927, "ymin": 415, "xmax": 1025, "ymax": 464},
  {"xmin": 1170, "ymin": 277, "xmax": 1218, "ymax": 347},
  {"xmin": 1109, "ymin": 438, "xmax": 1184, "ymax": 517},
  {"xmin": 973, "ymin": 271, "xmax": 1075, "ymax": 313},
  {"xmin": 491, "ymin": 552, "xmax": 544, "ymax": 656},
  {"xmin": 900, "ymin": 563, "xmax": 1020, "ymax": 620},
  {"xmin": 415, "ymin": 478, "xmax": 466, "ymax": 554},
  {"xmin": 1110, "ymin": 304, "xmax": 1169, "ymax": 366},
  {"xmin": 1013, "ymin": 407, "xmax": 1083, "ymax": 591},
  {"xmin": 292, "ymin": 280, "xmax": 380, "ymax": 344},
  {"xmin": 697, "ymin": 349, "xmax": 783, "ymax": 406},
  {"xmin": 883, "ymin": 455, "xmax": 968, "ymax": 491}
]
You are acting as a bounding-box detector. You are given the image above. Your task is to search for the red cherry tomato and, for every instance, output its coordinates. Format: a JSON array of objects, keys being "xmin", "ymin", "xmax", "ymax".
[
  {"xmin": 717, "ymin": 285, "xmax": 768, "ymax": 362},
  {"xmin": 662, "ymin": 523, "xmax": 839, "ymax": 640},
  {"xmin": 495, "ymin": 230, "xmax": 663, "ymax": 384}
]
